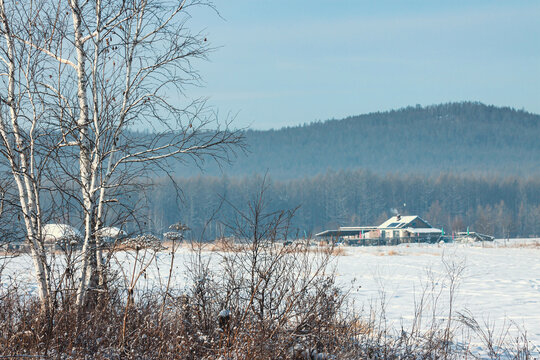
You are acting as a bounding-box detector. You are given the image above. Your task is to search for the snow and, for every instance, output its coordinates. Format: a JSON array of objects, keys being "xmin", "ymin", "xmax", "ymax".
[
  {"xmin": 95, "ymin": 226, "xmax": 126, "ymax": 238},
  {"xmin": 334, "ymin": 242, "xmax": 540, "ymax": 355},
  {"xmin": 2, "ymin": 240, "xmax": 539, "ymax": 356},
  {"xmin": 42, "ymin": 223, "xmax": 81, "ymax": 242},
  {"xmin": 403, "ymin": 227, "xmax": 442, "ymax": 233},
  {"xmin": 378, "ymin": 215, "xmax": 420, "ymax": 228}
]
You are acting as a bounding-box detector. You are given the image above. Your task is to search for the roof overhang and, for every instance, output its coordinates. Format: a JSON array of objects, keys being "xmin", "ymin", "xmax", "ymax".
[
  {"xmin": 315, "ymin": 228, "xmax": 376, "ymax": 237},
  {"xmin": 403, "ymin": 227, "xmax": 442, "ymax": 234}
]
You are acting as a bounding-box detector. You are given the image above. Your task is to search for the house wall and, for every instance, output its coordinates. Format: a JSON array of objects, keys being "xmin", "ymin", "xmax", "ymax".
[{"xmin": 364, "ymin": 230, "xmax": 379, "ymax": 239}]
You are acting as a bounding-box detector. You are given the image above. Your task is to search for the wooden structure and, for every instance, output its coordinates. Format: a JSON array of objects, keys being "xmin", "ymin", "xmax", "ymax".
[{"xmin": 454, "ymin": 231, "xmax": 494, "ymax": 243}]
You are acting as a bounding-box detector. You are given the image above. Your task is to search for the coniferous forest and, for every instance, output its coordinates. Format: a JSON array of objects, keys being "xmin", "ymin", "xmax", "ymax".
[
  {"xmin": 138, "ymin": 102, "xmax": 540, "ymax": 240},
  {"xmin": 171, "ymin": 102, "xmax": 540, "ymax": 179},
  {"xmin": 144, "ymin": 171, "xmax": 540, "ymax": 240}
]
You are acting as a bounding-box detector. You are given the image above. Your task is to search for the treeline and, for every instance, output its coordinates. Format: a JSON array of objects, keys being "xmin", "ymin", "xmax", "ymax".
[
  {"xmin": 169, "ymin": 102, "xmax": 540, "ymax": 179},
  {"xmin": 142, "ymin": 170, "xmax": 540, "ymax": 240}
]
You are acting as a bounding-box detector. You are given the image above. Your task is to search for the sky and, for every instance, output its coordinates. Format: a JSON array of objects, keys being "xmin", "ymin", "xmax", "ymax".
[{"xmin": 186, "ymin": 1, "xmax": 540, "ymax": 130}]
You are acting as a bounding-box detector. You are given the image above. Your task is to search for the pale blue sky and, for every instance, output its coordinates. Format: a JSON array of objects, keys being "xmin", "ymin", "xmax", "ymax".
[{"xmin": 187, "ymin": 1, "xmax": 540, "ymax": 129}]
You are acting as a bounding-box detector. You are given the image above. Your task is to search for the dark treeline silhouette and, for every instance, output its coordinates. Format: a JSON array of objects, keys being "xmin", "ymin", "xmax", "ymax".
[
  {"xmin": 142, "ymin": 170, "xmax": 540, "ymax": 240},
  {"xmin": 169, "ymin": 102, "xmax": 540, "ymax": 179}
]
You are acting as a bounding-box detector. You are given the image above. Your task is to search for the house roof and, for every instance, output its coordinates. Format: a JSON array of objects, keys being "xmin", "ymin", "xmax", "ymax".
[
  {"xmin": 315, "ymin": 226, "xmax": 377, "ymax": 237},
  {"xmin": 316, "ymin": 229, "xmax": 358, "ymax": 237},
  {"xmin": 42, "ymin": 223, "xmax": 81, "ymax": 243},
  {"xmin": 315, "ymin": 215, "xmax": 436, "ymax": 238},
  {"xmin": 404, "ymin": 227, "xmax": 442, "ymax": 234},
  {"xmin": 378, "ymin": 215, "xmax": 435, "ymax": 229},
  {"xmin": 455, "ymin": 232, "xmax": 494, "ymax": 241},
  {"xmin": 378, "ymin": 215, "xmax": 421, "ymax": 229},
  {"xmin": 339, "ymin": 226, "xmax": 377, "ymax": 231}
]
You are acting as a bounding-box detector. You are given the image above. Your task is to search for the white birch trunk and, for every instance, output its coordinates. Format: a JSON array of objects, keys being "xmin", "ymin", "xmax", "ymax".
[
  {"xmin": 69, "ymin": 0, "xmax": 95, "ymax": 308},
  {"xmin": 1, "ymin": 0, "xmax": 240, "ymax": 313},
  {"xmin": 91, "ymin": 0, "xmax": 104, "ymax": 288},
  {"xmin": 0, "ymin": 0, "xmax": 51, "ymax": 314}
]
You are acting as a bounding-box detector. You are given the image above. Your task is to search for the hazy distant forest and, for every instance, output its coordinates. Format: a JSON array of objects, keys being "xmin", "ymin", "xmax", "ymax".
[
  {"xmin": 171, "ymin": 102, "xmax": 540, "ymax": 179},
  {"xmin": 4, "ymin": 102, "xmax": 535, "ymax": 240},
  {"xmin": 138, "ymin": 102, "xmax": 540, "ymax": 239}
]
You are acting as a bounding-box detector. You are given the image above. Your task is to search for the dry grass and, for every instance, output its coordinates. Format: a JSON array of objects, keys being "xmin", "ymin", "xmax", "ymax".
[
  {"xmin": 206, "ymin": 238, "xmax": 250, "ymax": 252},
  {"xmin": 327, "ymin": 246, "xmax": 348, "ymax": 256},
  {"xmin": 0, "ymin": 248, "xmax": 358, "ymax": 359},
  {"xmin": 377, "ymin": 249, "xmax": 401, "ymax": 256},
  {"xmin": 297, "ymin": 244, "xmax": 348, "ymax": 256},
  {"xmin": 0, "ymin": 248, "xmax": 534, "ymax": 359},
  {"xmin": 465, "ymin": 240, "xmax": 540, "ymax": 249},
  {"xmin": 201, "ymin": 239, "xmax": 350, "ymax": 256},
  {"xmin": 496, "ymin": 240, "xmax": 540, "ymax": 249}
]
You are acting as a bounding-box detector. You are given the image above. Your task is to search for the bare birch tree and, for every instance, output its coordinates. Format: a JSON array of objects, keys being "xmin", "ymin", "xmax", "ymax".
[
  {"xmin": 0, "ymin": 0, "xmax": 56, "ymax": 316},
  {"xmin": 0, "ymin": 0, "xmax": 242, "ymax": 313}
]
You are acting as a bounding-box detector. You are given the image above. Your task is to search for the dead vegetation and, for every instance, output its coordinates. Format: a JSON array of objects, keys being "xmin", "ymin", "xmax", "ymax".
[
  {"xmin": 0, "ymin": 184, "xmax": 535, "ymax": 359},
  {"xmin": 377, "ymin": 249, "xmax": 401, "ymax": 256},
  {"xmin": 482, "ymin": 240, "xmax": 540, "ymax": 249},
  {"xmin": 0, "ymin": 244, "xmax": 535, "ymax": 359},
  {"xmin": 0, "ymin": 183, "xmax": 361, "ymax": 359}
]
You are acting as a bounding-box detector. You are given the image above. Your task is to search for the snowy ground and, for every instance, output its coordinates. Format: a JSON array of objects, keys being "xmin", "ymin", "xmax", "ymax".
[
  {"xmin": 2, "ymin": 239, "xmax": 539, "ymax": 357},
  {"xmin": 335, "ymin": 241, "xmax": 540, "ymax": 356}
]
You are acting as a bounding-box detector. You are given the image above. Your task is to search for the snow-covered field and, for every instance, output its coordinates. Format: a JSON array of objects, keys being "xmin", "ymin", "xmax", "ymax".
[
  {"xmin": 2, "ymin": 240, "xmax": 540, "ymax": 357},
  {"xmin": 336, "ymin": 242, "xmax": 540, "ymax": 356}
]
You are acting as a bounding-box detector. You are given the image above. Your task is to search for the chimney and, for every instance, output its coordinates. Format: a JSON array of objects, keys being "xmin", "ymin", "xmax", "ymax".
[{"xmin": 397, "ymin": 214, "xmax": 401, "ymax": 221}]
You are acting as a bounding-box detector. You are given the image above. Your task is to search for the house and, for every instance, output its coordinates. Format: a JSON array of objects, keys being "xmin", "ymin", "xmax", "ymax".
[
  {"xmin": 315, "ymin": 214, "xmax": 443, "ymax": 245},
  {"xmin": 3, "ymin": 224, "xmax": 81, "ymax": 252},
  {"xmin": 5, "ymin": 225, "xmax": 125, "ymax": 252},
  {"xmin": 42, "ymin": 223, "xmax": 82, "ymax": 250},
  {"xmin": 43, "ymin": 223, "xmax": 81, "ymax": 242}
]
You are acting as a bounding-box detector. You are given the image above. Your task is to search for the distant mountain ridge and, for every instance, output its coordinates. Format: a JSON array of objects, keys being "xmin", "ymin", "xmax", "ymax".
[{"xmin": 174, "ymin": 102, "xmax": 540, "ymax": 179}]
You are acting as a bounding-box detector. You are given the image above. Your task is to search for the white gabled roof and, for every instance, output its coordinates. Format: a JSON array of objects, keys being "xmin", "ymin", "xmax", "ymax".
[
  {"xmin": 378, "ymin": 215, "xmax": 420, "ymax": 229},
  {"xmin": 42, "ymin": 224, "xmax": 81, "ymax": 242}
]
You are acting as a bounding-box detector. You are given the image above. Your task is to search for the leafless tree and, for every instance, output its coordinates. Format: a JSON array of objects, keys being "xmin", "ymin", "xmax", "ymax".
[
  {"xmin": 0, "ymin": 0, "xmax": 57, "ymax": 316},
  {"xmin": 180, "ymin": 179, "xmax": 348, "ymax": 358},
  {"xmin": 0, "ymin": 0, "xmax": 242, "ymax": 314}
]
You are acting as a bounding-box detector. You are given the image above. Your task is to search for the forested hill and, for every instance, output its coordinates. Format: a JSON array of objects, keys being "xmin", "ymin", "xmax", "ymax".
[{"xmin": 174, "ymin": 102, "xmax": 540, "ymax": 179}]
